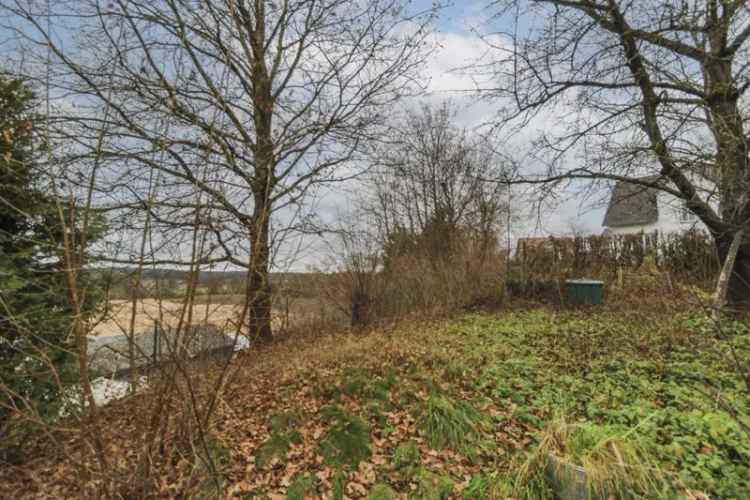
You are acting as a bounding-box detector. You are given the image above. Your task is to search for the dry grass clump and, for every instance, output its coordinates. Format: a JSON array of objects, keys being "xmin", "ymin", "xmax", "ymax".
[{"xmin": 516, "ymin": 417, "xmax": 667, "ymax": 499}]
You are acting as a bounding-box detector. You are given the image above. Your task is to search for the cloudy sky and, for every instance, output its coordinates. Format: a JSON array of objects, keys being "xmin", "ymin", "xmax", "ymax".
[
  {"xmin": 282, "ymin": 0, "xmax": 613, "ymax": 271},
  {"xmin": 0, "ymin": 0, "xmax": 611, "ymax": 271},
  {"xmin": 319, "ymin": 2, "xmax": 607, "ymax": 230},
  {"xmin": 423, "ymin": 0, "xmax": 610, "ymax": 236}
]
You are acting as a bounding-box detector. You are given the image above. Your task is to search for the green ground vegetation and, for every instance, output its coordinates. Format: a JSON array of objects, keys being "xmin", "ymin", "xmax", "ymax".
[
  {"xmin": 10, "ymin": 307, "xmax": 749, "ymax": 499},
  {"xmin": 318, "ymin": 309, "xmax": 750, "ymax": 498}
]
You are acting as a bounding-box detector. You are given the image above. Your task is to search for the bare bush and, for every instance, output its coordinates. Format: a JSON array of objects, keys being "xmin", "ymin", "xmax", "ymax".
[{"xmin": 309, "ymin": 103, "xmax": 511, "ymax": 328}]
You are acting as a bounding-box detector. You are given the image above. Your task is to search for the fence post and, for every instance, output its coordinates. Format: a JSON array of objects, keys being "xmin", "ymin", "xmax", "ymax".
[{"xmin": 521, "ymin": 240, "xmax": 527, "ymax": 291}]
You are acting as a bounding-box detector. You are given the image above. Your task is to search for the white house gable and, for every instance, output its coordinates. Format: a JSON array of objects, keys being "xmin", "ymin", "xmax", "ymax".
[{"xmin": 603, "ymin": 178, "xmax": 710, "ymax": 235}]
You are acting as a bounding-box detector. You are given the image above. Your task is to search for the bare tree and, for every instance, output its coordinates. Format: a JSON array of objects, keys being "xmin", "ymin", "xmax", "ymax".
[
  {"xmin": 368, "ymin": 101, "xmax": 508, "ymax": 255},
  {"xmin": 316, "ymin": 217, "xmax": 382, "ymax": 328},
  {"xmin": 1, "ymin": 0, "xmax": 438, "ymax": 341},
  {"xmin": 477, "ymin": 0, "xmax": 750, "ymax": 310},
  {"xmin": 345, "ymin": 102, "xmax": 512, "ymax": 315}
]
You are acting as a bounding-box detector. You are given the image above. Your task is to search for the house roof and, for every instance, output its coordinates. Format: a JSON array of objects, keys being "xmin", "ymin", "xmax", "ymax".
[
  {"xmin": 515, "ymin": 236, "xmax": 575, "ymax": 257},
  {"xmin": 516, "ymin": 237, "xmax": 550, "ymax": 249},
  {"xmin": 602, "ymin": 180, "xmax": 659, "ymax": 228}
]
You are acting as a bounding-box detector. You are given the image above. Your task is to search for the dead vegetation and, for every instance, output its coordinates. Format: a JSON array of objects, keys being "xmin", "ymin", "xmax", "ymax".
[{"xmin": 3, "ymin": 300, "xmax": 747, "ymax": 498}]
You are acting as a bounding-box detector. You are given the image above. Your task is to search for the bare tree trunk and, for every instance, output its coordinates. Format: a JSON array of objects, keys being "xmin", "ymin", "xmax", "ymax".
[
  {"xmin": 242, "ymin": 0, "xmax": 275, "ymax": 344},
  {"xmin": 247, "ymin": 209, "xmax": 273, "ymax": 343},
  {"xmin": 729, "ymin": 250, "xmax": 750, "ymax": 312},
  {"xmin": 350, "ymin": 280, "xmax": 368, "ymax": 328},
  {"xmin": 716, "ymin": 232, "xmax": 750, "ymax": 314},
  {"xmin": 703, "ymin": 44, "xmax": 750, "ymax": 313}
]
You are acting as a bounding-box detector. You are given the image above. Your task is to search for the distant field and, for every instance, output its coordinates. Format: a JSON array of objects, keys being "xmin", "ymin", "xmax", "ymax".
[
  {"xmin": 92, "ymin": 294, "xmax": 342, "ymax": 337},
  {"xmin": 92, "ymin": 299, "xmax": 243, "ymax": 337}
]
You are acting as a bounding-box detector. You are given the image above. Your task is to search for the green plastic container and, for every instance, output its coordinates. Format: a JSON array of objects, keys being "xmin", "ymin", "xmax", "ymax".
[{"xmin": 565, "ymin": 279, "xmax": 604, "ymax": 306}]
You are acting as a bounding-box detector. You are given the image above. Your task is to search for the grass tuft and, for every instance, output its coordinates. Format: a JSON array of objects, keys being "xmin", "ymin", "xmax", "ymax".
[
  {"xmin": 368, "ymin": 483, "xmax": 398, "ymax": 500},
  {"xmin": 517, "ymin": 417, "xmax": 668, "ymax": 499},
  {"xmin": 268, "ymin": 410, "xmax": 302, "ymax": 433},
  {"xmin": 365, "ymin": 400, "xmax": 388, "ymax": 426},
  {"xmin": 461, "ymin": 473, "xmax": 513, "ymax": 500},
  {"xmin": 286, "ymin": 474, "xmax": 316, "ymax": 500},
  {"xmin": 340, "ymin": 367, "xmax": 392, "ymax": 402},
  {"xmin": 418, "ymin": 395, "xmax": 486, "ymax": 457},
  {"xmin": 392, "ymin": 441, "xmax": 420, "ymax": 470},
  {"xmin": 411, "ymin": 469, "xmax": 454, "ymax": 500},
  {"xmin": 442, "ymin": 359, "xmax": 469, "ymax": 382},
  {"xmin": 319, "ymin": 405, "xmax": 371, "ymax": 469},
  {"xmin": 332, "ymin": 470, "xmax": 346, "ymax": 500},
  {"xmin": 254, "ymin": 430, "xmax": 302, "ymax": 468}
]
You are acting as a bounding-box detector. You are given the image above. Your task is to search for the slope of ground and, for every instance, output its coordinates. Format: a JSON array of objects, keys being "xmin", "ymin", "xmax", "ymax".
[{"xmin": 3, "ymin": 308, "xmax": 749, "ymax": 498}]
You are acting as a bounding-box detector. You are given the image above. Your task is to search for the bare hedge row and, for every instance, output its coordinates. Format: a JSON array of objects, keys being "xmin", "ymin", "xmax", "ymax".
[{"xmin": 513, "ymin": 230, "xmax": 718, "ymax": 286}]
